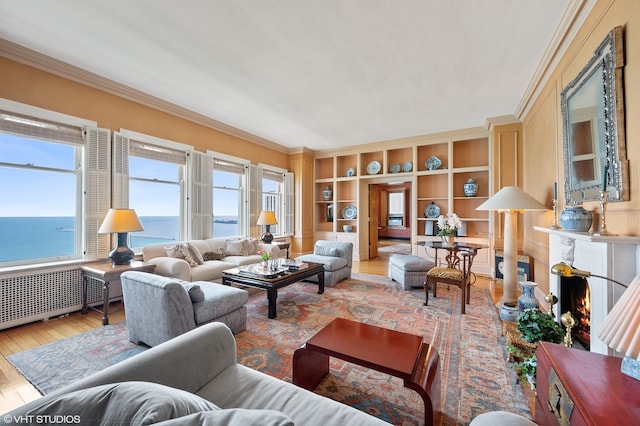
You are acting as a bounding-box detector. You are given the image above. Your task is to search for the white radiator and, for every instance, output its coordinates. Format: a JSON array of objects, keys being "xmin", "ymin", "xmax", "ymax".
[{"xmin": 0, "ymin": 266, "xmax": 107, "ymax": 330}]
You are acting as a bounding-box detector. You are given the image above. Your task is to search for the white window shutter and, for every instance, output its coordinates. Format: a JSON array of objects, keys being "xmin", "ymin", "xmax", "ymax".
[
  {"xmin": 190, "ymin": 151, "xmax": 213, "ymax": 239},
  {"xmin": 84, "ymin": 127, "xmax": 111, "ymax": 259},
  {"xmin": 248, "ymin": 165, "xmax": 262, "ymax": 238},
  {"xmin": 284, "ymin": 172, "xmax": 294, "ymax": 236},
  {"xmin": 112, "ymin": 132, "xmax": 130, "ymax": 209}
]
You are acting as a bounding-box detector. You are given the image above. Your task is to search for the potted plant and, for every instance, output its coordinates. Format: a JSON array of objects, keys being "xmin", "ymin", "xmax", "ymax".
[{"xmin": 510, "ymin": 308, "xmax": 564, "ymax": 387}]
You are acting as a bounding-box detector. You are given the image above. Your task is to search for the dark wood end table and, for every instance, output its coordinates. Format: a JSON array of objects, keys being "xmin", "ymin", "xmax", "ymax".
[
  {"xmin": 293, "ymin": 318, "xmax": 441, "ymax": 425},
  {"xmin": 221, "ymin": 261, "xmax": 324, "ymax": 319},
  {"xmin": 81, "ymin": 260, "xmax": 155, "ymax": 325}
]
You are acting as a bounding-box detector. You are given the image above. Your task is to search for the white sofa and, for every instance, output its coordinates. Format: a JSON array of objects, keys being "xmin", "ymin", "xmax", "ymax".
[
  {"xmin": 143, "ymin": 237, "xmax": 279, "ymax": 282},
  {"xmin": 4, "ymin": 323, "xmax": 390, "ymax": 425}
]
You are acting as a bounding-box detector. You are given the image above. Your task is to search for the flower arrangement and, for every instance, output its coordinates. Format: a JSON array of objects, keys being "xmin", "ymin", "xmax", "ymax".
[
  {"xmin": 436, "ymin": 212, "xmax": 462, "ymax": 236},
  {"xmin": 258, "ymin": 250, "xmax": 271, "ymax": 261}
]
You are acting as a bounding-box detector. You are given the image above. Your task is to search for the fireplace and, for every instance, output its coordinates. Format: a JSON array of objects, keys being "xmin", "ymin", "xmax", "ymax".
[
  {"xmin": 559, "ymin": 276, "xmax": 591, "ymax": 349},
  {"xmin": 534, "ymin": 226, "xmax": 640, "ymax": 355}
]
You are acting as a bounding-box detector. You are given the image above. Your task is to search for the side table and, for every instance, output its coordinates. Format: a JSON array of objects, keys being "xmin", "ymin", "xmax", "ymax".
[
  {"xmin": 272, "ymin": 241, "xmax": 290, "ymax": 259},
  {"xmin": 81, "ymin": 260, "xmax": 155, "ymax": 325}
]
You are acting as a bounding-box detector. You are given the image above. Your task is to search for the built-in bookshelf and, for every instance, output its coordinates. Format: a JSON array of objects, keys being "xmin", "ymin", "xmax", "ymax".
[{"xmin": 313, "ymin": 129, "xmax": 493, "ymax": 273}]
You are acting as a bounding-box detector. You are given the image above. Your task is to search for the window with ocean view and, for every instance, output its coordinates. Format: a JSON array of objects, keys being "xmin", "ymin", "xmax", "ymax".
[
  {"xmin": 212, "ymin": 158, "xmax": 246, "ymax": 238},
  {"xmin": 0, "ymin": 115, "xmax": 83, "ymax": 265}
]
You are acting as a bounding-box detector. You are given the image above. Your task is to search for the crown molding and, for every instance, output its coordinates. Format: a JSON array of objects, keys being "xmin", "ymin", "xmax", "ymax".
[
  {"xmin": 515, "ymin": 0, "xmax": 597, "ymax": 120},
  {"xmin": 0, "ymin": 38, "xmax": 291, "ymax": 154}
]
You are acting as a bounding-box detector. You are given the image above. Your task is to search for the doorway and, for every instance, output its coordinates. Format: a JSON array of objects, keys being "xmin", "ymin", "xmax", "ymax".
[{"xmin": 369, "ymin": 181, "xmax": 412, "ymax": 259}]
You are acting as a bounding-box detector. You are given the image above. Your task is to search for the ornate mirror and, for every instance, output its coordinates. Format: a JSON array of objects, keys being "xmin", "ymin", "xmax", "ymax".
[{"xmin": 561, "ymin": 26, "xmax": 628, "ymax": 203}]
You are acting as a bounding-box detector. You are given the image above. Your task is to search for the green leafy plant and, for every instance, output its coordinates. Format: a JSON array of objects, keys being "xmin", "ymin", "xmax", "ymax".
[
  {"xmin": 513, "ymin": 355, "xmax": 537, "ymax": 385},
  {"xmin": 516, "ymin": 308, "xmax": 564, "ymax": 344}
]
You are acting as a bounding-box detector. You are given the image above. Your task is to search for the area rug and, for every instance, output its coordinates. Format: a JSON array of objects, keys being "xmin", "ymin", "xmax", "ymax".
[
  {"xmin": 7, "ymin": 273, "xmax": 530, "ymax": 425},
  {"xmin": 377, "ymin": 243, "xmax": 412, "ymax": 255}
]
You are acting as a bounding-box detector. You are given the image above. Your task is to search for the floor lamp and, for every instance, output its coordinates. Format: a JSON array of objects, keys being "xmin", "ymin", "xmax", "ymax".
[{"xmin": 477, "ymin": 186, "xmax": 547, "ymax": 318}]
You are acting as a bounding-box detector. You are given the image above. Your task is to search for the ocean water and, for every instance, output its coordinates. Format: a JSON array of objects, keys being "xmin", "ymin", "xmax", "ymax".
[{"xmin": 0, "ymin": 216, "xmax": 238, "ymax": 263}]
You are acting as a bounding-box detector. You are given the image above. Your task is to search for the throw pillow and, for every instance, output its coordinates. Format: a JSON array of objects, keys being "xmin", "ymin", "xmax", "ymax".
[
  {"xmin": 203, "ymin": 248, "xmax": 225, "ymax": 261},
  {"xmin": 225, "ymin": 239, "xmax": 247, "ymax": 256},
  {"xmin": 22, "ymin": 381, "xmax": 219, "ymax": 425},
  {"xmin": 315, "ymin": 245, "xmax": 339, "ymax": 257},
  {"xmin": 182, "ymin": 283, "xmax": 205, "ymax": 303},
  {"xmin": 165, "ymin": 243, "xmax": 201, "ymax": 266},
  {"xmin": 246, "ymin": 238, "xmax": 261, "ymax": 255},
  {"xmin": 187, "ymin": 243, "xmax": 205, "ymax": 265},
  {"xmin": 155, "ymin": 409, "xmax": 294, "ymax": 426}
]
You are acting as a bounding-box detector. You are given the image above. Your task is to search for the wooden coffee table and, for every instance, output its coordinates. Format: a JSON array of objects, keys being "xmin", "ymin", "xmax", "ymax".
[
  {"xmin": 293, "ymin": 318, "xmax": 441, "ymax": 425},
  {"xmin": 221, "ymin": 261, "xmax": 324, "ymax": 319}
]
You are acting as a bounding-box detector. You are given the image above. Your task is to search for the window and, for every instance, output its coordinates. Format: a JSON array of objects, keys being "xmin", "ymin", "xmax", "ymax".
[
  {"xmin": 0, "ymin": 105, "xmax": 100, "ymax": 266},
  {"xmin": 114, "ymin": 131, "xmax": 189, "ymax": 250},
  {"xmin": 262, "ymin": 169, "xmax": 285, "ymax": 236},
  {"xmin": 212, "ymin": 157, "xmax": 247, "ymax": 238}
]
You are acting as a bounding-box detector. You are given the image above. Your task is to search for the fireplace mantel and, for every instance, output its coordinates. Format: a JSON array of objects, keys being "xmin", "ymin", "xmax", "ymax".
[{"xmin": 534, "ymin": 226, "xmax": 640, "ymax": 354}]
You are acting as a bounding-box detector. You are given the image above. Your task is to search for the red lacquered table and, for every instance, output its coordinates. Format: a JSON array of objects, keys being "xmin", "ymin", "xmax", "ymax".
[{"xmin": 293, "ymin": 318, "xmax": 441, "ymax": 425}]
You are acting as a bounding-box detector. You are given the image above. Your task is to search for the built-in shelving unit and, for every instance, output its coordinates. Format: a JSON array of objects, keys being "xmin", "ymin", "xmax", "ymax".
[{"xmin": 313, "ymin": 129, "xmax": 493, "ymax": 273}]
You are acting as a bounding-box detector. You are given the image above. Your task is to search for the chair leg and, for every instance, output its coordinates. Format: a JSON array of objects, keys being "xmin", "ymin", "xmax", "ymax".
[
  {"xmin": 460, "ymin": 282, "xmax": 466, "ymax": 314},
  {"xmin": 424, "ymin": 280, "xmax": 430, "ymax": 306}
]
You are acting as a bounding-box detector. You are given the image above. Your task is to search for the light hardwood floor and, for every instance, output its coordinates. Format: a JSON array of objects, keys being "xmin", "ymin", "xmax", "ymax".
[{"xmin": 0, "ymin": 242, "xmax": 503, "ymax": 414}]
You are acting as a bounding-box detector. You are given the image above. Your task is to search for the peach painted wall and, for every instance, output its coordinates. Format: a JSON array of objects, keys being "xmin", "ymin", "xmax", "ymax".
[
  {"xmin": 522, "ymin": 0, "xmax": 640, "ymax": 294},
  {"xmin": 0, "ymin": 57, "xmax": 289, "ymax": 169}
]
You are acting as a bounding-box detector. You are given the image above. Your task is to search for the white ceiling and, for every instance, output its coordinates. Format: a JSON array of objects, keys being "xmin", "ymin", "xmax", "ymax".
[{"xmin": 0, "ymin": 0, "xmax": 575, "ymax": 151}]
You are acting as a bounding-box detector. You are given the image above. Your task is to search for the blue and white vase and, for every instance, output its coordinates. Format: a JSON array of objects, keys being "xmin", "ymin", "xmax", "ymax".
[
  {"xmin": 518, "ymin": 281, "xmax": 539, "ymax": 312},
  {"xmin": 559, "ymin": 205, "xmax": 592, "ymax": 232},
  {"xmin": 464, "ymin": 178, "xmax": 478, "ymax": 197}
]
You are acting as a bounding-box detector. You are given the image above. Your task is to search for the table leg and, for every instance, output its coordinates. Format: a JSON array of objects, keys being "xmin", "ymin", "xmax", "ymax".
[
  {"xmin": 317, "ymin": 271, "xmax": 325, "ymax": 294},
  {"xmin": 267, "ymin": 288, "xmax": 277, "ymax": 319},
  {"xmin": 292, "ymin": 345, "xmax": 329, "ymax": 391},
  {"xmin": 81, "ymin": 275, "xmax": 89, "ymax": 314},
  {"xmin": 102, "ymin": 281, "xmax": 110, "ymax": 326}
]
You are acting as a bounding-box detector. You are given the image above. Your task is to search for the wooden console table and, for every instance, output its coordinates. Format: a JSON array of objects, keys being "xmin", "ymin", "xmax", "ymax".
[{"xmin": 536, "ymin": 341, "xmax": 640, "ymax": 425}]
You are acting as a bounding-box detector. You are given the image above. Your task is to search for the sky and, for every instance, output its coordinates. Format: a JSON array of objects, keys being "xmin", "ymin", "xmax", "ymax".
[{"xmin": 0, "ymin": 134, "xmax": 240, "ymax": 217}]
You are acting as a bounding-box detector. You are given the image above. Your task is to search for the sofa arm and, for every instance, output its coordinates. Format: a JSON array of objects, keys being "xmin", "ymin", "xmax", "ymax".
[{"xmin": 147, "ymin": 257, "xmax": 191, "ymax": 281}]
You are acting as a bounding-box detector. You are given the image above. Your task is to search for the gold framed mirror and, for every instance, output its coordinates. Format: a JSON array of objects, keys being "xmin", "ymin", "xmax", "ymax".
[{"xmin": 561, "ymin": 26, "xmax": 629, "ymax": 203}]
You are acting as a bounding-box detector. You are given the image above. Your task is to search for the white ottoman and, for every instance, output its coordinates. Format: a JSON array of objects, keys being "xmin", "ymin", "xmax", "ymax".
[{"xmin": 389, "ymin": 254, "xmax": 434, "ymax": 291}]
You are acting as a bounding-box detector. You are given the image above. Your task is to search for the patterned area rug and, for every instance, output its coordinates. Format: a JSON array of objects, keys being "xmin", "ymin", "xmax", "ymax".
[
  {"xmin": 377, "ymin": 243, "xmax": 412, "ymax": 255},
  {"xmin": 7, "ymin": 273, "xmax": 530, "ymax": 425}
]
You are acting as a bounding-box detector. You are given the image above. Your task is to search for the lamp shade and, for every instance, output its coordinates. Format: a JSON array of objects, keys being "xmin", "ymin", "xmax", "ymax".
[
  {"xmin": 256, "ymin": 211, "xmax": 278, "ymax": 226},
  {"xmin": 476, "ymin": 186, "xmax": 548, "ymax": 211},
  {"xmin": 98, "ymin": 209, "xmax": 144, "ymax": 234},
  {"xmin": 598, "ymin": 274, "xmax": 640, "ymax": 360}
]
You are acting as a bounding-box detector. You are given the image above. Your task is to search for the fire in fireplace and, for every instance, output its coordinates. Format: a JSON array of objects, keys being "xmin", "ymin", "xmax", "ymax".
[{"xmin": 559, "ymin": 276, "xmax": 591, "ymax": 350}]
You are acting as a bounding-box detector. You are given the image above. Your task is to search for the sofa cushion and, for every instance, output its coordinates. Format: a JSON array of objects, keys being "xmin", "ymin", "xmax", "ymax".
[
  {"xmin": 165, "ymin": 243, "xmax": 203, "ymax": 266},
  {"xmin": 155, "ymin": 409, "xmax": 294, "ymax": 426},
  {"xmin": 203, "ymin": 248, "xmax": 226, "ymax": 261},
  {"xmin": 190, "ymin": 261, "xmax": 236, "ymax": 282},
  {"xmin": 297, "ymin": 254, "xmax": 348, "ymax": 272},
  {"xmin": 225, "ymin": 239, "xmax": 247, "ymax": 256},
  {"xmin": 193, "ymin": 283, "xmax": 249, "ymax": 324},
  {"xmin": 315, "ymin": 245, "xmax": 339, "ymax": 257},
  {"xmin": 182, "ymin": 283, "xmax": 205, "ymax": 303},
  {"xmin": 21, "ymin": 381, "xmax": 219, "ymax": 425}
]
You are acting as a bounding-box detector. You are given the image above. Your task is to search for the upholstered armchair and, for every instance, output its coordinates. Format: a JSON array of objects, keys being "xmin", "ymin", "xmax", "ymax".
[
  {"xmin": 296, "ymin": 241, "xmax": 353, "ymax": 287},
  {"xmin": 120, "ymin": 271, "xmax": 248, "ymax": 347}
]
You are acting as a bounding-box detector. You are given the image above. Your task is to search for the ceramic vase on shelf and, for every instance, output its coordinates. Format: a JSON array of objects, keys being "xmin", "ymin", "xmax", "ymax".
[
  {"xmin": 322, "ymin": 186, "xmax": 332, "ymax": 201},
  {"xmin": 464, "ymin": 178, "xmax": 478, "ymax": 197},
  {"xmin": 441, "ymin": 235, "xmax": 455, "ymax": 246},
  {"xmin": 518, "ymin": 281, "xmax": 539, "ymax": 312}
]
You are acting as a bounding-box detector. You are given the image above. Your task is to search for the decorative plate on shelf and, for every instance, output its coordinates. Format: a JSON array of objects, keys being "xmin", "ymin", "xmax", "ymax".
[
  {"xmin": 366, "ymin": 161, "xmax": 381, "ymax": 175},
  {"xmin": 424, "ymin": 202, "xmax": 441, "ymax": 218},
  {"xmin": 402, "ymin": 161, "xmax": 412, "ymax": 172},
  {"xmin": 425, "ymin": 156, "xmax": 442, "ymax": 171},
  {"xmin": 342, "ymin": 205, "xmax": 357, "ymax": 219},
  {"xmin": 345, "ymin": 167, "xmax": 355, "ymax": 177},
  {"xmin": 389, "ymin": 163, "xmax": 401, "ymax": 173}
]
